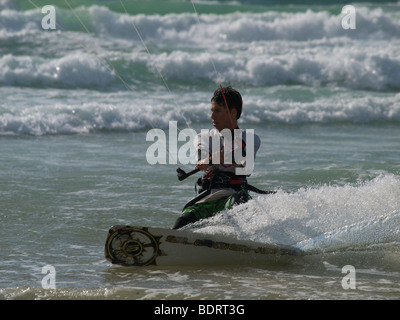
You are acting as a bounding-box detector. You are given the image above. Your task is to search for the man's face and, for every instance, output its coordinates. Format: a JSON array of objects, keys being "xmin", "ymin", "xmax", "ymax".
[{"xmin": 210, "ymin": 101, "xmax": 236, "ymax": 131}]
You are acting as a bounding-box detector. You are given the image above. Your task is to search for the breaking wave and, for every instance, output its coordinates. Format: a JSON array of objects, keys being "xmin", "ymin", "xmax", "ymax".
[
  {"xmin": 1, "ymin": 5, "xmax": 400, "ymax": 91},
  {"xmin": 0, "ymin": 88, "xmax": 399, "ymax": 135}
]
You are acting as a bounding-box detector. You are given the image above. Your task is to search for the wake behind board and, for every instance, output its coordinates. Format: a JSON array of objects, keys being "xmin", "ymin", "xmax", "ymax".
[{"xmin": 105, "ymin": 225, "xmax": 302, "ymax": 267}]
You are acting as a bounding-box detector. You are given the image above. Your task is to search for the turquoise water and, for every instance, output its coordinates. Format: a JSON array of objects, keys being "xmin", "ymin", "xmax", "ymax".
[{"xmin": 0, "ymin": 0, "xmax": 399, "ymax": 300}]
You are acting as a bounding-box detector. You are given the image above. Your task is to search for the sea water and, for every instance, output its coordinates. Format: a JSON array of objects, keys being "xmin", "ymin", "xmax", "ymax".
[{"xmin": 0, "ymin": 0, "xmax": 399, "ymax": 300}]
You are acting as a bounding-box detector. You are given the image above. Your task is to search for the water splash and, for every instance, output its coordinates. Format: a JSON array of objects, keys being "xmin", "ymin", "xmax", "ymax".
[{"xmin": 188, "ymin": 174, "xmax": 400, "ymax": 254}]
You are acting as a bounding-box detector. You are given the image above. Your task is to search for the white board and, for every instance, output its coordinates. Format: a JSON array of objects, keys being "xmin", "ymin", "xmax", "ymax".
[{"xmin": 105, "ymin": 225, "xmax": 303, "ymax": 267}]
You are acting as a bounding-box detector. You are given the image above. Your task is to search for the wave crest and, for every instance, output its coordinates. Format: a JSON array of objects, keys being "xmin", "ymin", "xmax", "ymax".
[{"xmin": 189, "ymin": 174, "xmax": 400, "ymax": 254}]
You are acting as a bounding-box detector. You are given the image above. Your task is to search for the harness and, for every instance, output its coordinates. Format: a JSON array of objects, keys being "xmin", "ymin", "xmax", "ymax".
[
  {"xmin": 183, "ymin": 169, "xmax": 275, "ymax": 211},
  {"xmin": 182, "ymin": 129, "xmax": 275, "ymax": 210},
  {"xmin": 196, "ymin": 168, "xmax": 246, "ymax": 193}
]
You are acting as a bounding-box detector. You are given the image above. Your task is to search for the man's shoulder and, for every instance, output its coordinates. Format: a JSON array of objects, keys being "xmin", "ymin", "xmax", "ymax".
[
  {"xmin": 240, "ymin": 129, "xmax": 261, "ymax": 140},
  {"xmin": 240, "ymin": 129, "xmax": 261, "ymax": 150}
]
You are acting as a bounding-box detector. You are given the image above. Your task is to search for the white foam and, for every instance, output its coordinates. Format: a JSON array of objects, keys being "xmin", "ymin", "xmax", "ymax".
[
  {"xmin": 0, "ymin": 86, "xmax": 202, "ymax": 135},
  {"xmin": 246, "ymin": 91, "xmax": 400, "ymax": 124},
  {"xmin": 190, "ymin": 175, "xmax": 400, "ymax": 252},
  {"xmin": 1, "ymin": 87, "xmax": 399, "ymax": 135},
  {"xmin": 3, "ymin": 5, "xmax": 400, "ymax": 42},
  {"xmin": 3, "ymin": 43, "xmax": 400, "ymax": 92},
  {"xmin": 297, "ymin": 211, "xmax": 400, "ymax": 253},
  {"xmin": 109, "ymin": 7, "xmax": 400, "ymax": 43},
  {"xmin": 1, "ymin": 6, "xmax": 400, "ymax": 91},
  {"xmin": 0, "ymin": 0, "xmax": 16, "ymax": 10},
  {"xmin": 0, "ymin": 53, "xmax": 116, "ymax": 89}
]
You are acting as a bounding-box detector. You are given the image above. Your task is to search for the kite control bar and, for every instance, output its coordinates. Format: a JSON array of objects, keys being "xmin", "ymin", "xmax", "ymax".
[{"xmin": 176, "ymin": 167, "xmax": 200, "ymax": 181}]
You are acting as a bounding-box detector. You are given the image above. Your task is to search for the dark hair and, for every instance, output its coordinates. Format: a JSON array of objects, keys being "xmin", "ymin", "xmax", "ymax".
[{"xmin": 211, "ymin": 86, "xmax": 243, "ymax": 119}]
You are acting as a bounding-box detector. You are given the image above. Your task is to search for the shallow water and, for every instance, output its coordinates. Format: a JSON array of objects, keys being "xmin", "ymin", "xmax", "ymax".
[{"xmin": 1, "ymin": 0, "xmax": 399, "ymax": 300}]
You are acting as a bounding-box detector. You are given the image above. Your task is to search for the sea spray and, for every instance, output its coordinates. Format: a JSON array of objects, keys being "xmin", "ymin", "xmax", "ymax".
[{"xmin": 189, "ymin": 175, "xmax": 400, "ymax": 252}]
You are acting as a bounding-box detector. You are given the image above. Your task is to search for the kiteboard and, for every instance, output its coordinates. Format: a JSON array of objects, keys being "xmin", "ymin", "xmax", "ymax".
[{"xmin": 105, "ymin": 225, "xmax": 303, "ymax": 267}]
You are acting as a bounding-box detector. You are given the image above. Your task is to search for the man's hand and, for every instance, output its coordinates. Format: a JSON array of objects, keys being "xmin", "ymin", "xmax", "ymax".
[
  {"xmin": 195, "ymin": 163, "xmax": 210, "ymax": 171},
  {"xmin": 196, "ymin": 149, "xmax": 227, "ymax": 171}
]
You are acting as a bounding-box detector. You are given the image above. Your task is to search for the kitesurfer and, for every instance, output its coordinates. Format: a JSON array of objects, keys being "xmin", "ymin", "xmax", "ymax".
[{"xmin": 172, "ymin": 86, "xmax": 261, "ymax": 229}]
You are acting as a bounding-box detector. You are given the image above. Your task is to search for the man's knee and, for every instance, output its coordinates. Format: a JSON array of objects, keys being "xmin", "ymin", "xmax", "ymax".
[{"xmin": 172, "ymin": 212, "xmax": 198, "ymax": 229}]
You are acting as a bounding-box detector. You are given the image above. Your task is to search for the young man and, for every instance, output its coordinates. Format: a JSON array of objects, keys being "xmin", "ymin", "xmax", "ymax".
[{"xmin": 172, "ymin": 86, "xmax": 261, "ymax": 229}]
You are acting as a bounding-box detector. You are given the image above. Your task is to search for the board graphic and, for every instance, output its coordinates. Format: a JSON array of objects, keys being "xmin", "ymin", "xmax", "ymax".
[{"xmin": 105, "ymin": 225, "xmax": 302, "ymax": 267}]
